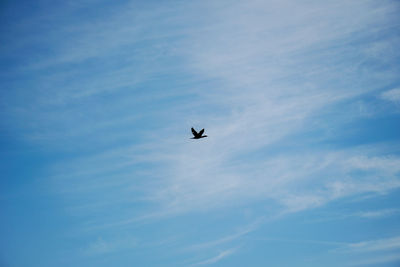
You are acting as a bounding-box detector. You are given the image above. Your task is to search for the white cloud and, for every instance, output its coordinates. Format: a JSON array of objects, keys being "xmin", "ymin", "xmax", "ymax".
[
  {"xmin": 381, "ymin": 88, "xmax": 400, "ymax": 103},
  {"xmin": 191, "ymin": 248, "xmax": 236, "ymax": 266},
  {"xmin": 147, "ymin": 147, "xmax": 400, "ymax": 217},
  {"xmin": 348, "ymin": 253, "xmax": 400, "ymax": 266},
  {"xmin": 334, "ymin": 236, "xmax": 400, "ymax": 266},
  {"xmin": 83, "ymin": 236, "xmax": 138, "ymax": 256},
  {"xmin": 84, "ymin": 237, "xmax": 112, "ymax": 255},
  {"xmin": 346, "ymin": 236, "xmax": 400, "ymax": 253},
  {"xmin": 355, "ymin": 209, "xmax": 400, "ymax": 219},
  {"xmin": 186, "ymin": 219, "xmax": 264, "ymax": 251}
]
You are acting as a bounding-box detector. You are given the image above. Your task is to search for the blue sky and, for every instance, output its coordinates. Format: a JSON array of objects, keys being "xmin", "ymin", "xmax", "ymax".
[{"xmin": 1, "ymin": 0, "xmax": 400, "ymax": 266}]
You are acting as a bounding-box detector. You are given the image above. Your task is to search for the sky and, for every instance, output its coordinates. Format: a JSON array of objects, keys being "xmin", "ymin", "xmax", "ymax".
[{"xmin": 1, "ymin": 0, "xmax": 400, "ymax": 266}]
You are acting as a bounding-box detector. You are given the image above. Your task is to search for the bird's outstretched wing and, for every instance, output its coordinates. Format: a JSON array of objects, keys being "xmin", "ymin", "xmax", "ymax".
[
  {"xmin": 191, "ymin": 127, "xmax": 198, "ymax": 137},
  {"xmin": 198, "ymin": 129, "xmax": 205, "ymax": 136}
]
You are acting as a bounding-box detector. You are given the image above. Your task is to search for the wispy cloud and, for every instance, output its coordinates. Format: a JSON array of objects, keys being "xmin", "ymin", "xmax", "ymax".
[
  {"xmin": 82, "ymin": 236, "xmax": 138, "ymax": 256},
  {"xmin": 348, "ymin": 253, "xmax": 400, "ymax": 266},
  {"xmin": 305, "ymin": 208, "xmax": 400, "ymax": 224},
  {"xmin": 336, "ymin": 236, "xmax": 400, "ymax": 266},
  {"xmin": 381, "ymin": 88, "xmax": 400, "ymax": 103},
  {"xmin": 355, "ymin": 209, "xmax": 400, "ymax": 219},
  {"xmin": 345, "ymin": 236, "xmax": 400, "ymax": 253},
  {"xmin": 190, "ymin": 248, "xmax": 236, "ymax": 266},
  {"xmin": 186, "ymin": 218, "xmax": 264, "ymax": 251}
]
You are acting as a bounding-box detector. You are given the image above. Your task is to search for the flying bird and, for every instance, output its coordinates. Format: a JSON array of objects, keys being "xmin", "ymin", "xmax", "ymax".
[{"xmin": 191, "ymin": 127, "xmax": 208, "ymax": 139}]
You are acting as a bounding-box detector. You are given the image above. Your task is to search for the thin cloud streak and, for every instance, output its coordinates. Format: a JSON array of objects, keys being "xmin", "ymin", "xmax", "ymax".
[
  {"xmin": 355, "ymin": 209, "xmax": 400, "ymax": 219},
  {"xmin": 190, "ymin": 248, "xmax": 236, "ymax": 266},
  {"xmin": 381, "ymin": 88, "xmax": 400, "ymax": 103},
  {"xmin": 345, "ymin": 236, "xmax": 400, "ymax": 253},
  {"xmin": 348, "ymin": 253, "xmax": 400, "ymax": 266},
  {"xmin": 186, "ymin": 218, "xmax": 265, "ymax": 251}
]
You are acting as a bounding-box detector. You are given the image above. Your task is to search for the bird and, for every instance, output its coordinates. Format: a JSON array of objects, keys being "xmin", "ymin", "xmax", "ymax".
[{"xmin": 191, "ymin": 127, "xmax": 208, "ymax": 139}]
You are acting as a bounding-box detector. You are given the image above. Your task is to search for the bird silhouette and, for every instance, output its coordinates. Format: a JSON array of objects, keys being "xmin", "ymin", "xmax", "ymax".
[{"xmin": 191, "ymin": 127, "xmax": 208, "ymax": 139}]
